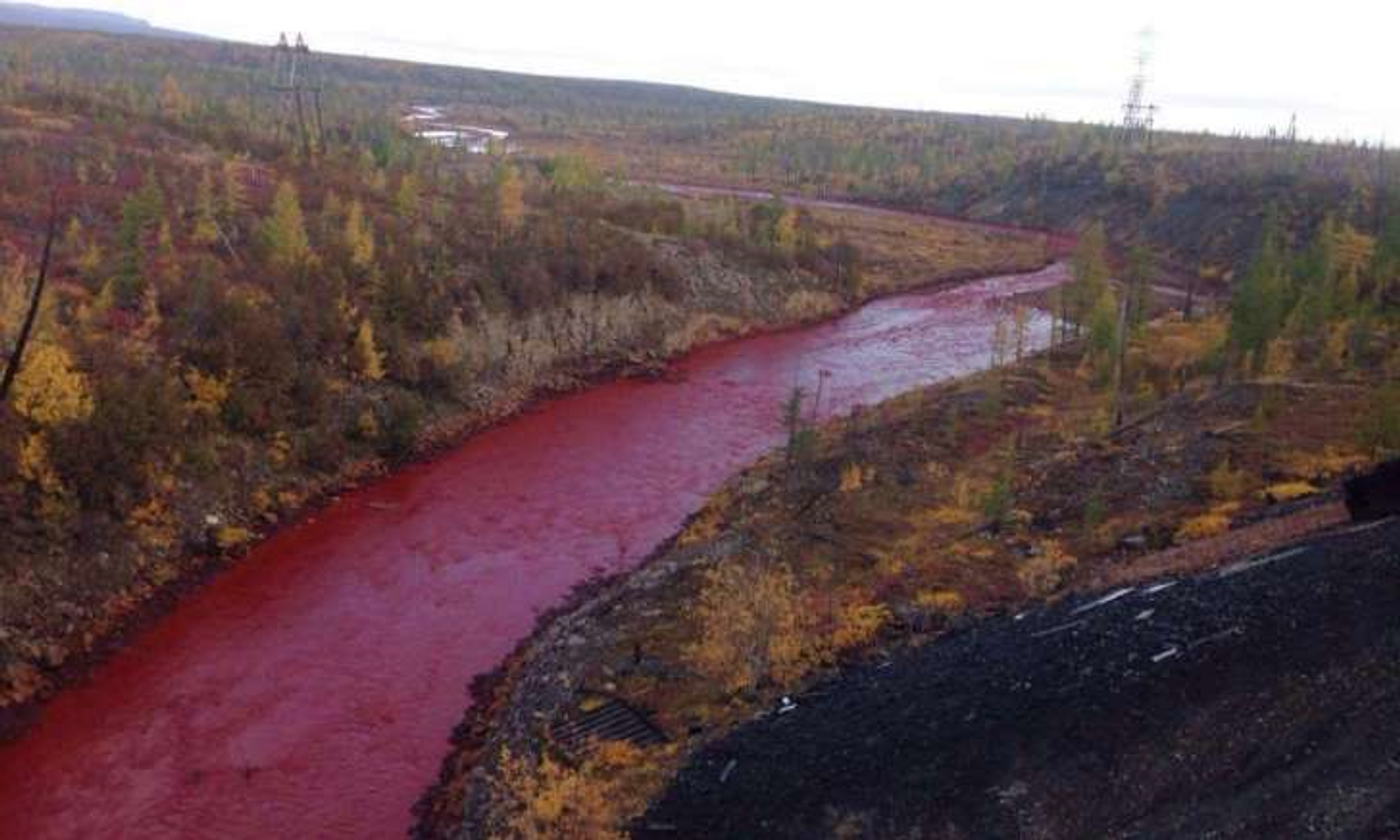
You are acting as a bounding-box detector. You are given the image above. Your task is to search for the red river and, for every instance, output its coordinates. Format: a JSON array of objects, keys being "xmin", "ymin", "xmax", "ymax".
[{"xmin": 0, "ymin": 264, "xmax": 1064, "ymax": 839}]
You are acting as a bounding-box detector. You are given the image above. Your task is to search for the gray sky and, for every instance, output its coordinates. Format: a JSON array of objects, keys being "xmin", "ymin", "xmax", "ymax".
[{"xmin": 41, "ymin": 0, "xmax": 1400, "ymax": 142}]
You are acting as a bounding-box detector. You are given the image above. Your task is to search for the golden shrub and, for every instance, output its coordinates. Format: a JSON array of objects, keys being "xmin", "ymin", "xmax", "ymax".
[
  {"xmin": 1175, "ymin": 513, "xmax": 1231, "ymax": 543},
  {"xmin": 269, "ymin": 432, "xmax": 293, "ymax": 468},
  {"xmin": 490, "ymin": 742, "xmax": 658, "ymax": 840},
  {"xmin": 1260, "ymin": 481, "xmax": 1319, "ymax": 503},
  {"xmin": 356, "ymin": 408, "xmax": 380, "ymax": 440},
  {"xmin": 17, "ymin": 432, "xmax": 63, "ymax": 496},
  {"xmin": 832, "ymin": 602, "xmax": 891, "ymax": 651},
  {"xmin": 915, "ymin": 589, "xmax": 966, "ymax": 615},
  {"xmin": 676, "ymin": 493, "xmax": 728, "ymax": 547},
  {"xmin": 1206, "ymin": 459, "xmax": 1248, "ymax": 502},
  {"xmin": 1017, "ymin": 540, "xmax": 1078, "ymax": 597},
  {"xmin": 184, "ymin": 368, "xmax": 230, "ymax": 416},
  {"xmin": 214, "ymin": 525, "xmax": 253, "ymax": 550},
  {"xmin": 838, "ymin": 463, "xmax": 868, "ymax": 492},
  {"xmin": 683, "ymin": 559, "xmax": 815, "ymax": 692},
  {"xmin": 127, "ymin": 497, "xmax": 177, "ymax": 552}
]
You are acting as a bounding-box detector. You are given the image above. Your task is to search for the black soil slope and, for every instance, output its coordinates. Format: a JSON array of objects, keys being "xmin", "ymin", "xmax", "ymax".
[{"xmin": 640, "ymin": 519, "xmax": 1400, "ymax": 840}]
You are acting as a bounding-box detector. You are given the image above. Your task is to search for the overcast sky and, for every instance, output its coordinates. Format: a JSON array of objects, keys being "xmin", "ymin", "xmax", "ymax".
[{"xmin": 40, "ymin": 0, "xmax": 1400, "ymax": 142}]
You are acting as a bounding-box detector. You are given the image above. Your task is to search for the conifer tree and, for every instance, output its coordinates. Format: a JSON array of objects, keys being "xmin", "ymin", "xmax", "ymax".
[
  {"xmin": 492, "ymin": 165, "xmax": 525, "ymax": 239},
  {"xmin": 191, "ymin": 169, "xmax": 220, "ymax": 247},
  {"xmin": 773, "ymin": 206, "xmax": 798, "ymax": 257},
  {"xmin": 260, "ymin": 179, "xmax": 311, "ymax": 271},
  {"xmin": 1229, "ymin": 213, "xmax": 1289, "ymax": 373},
  {"xmin": 352, "ymin": 318, "xmax": 385, "ymax": 381},
  {"xmin": 395, "ymin": 173, "xmax": 421, "ymax": 220},
  {"xmin": 344, "ymin": 200, "xmax": 376, "ymax": 271},
  {"xmin": 112, "ymin": 172, "xmax": 166, "ymax": 308},
  {"xmin": 1068, "ymin": 222, "xmax": 1110, "ymax": 336}
]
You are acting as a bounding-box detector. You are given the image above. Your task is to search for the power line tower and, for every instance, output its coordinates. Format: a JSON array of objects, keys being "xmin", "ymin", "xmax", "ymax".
[
  {"xmin": 1118, "ymin": 27, "xmax": 1158, "ymax": 150},
  {"xmin": 269, "ymin": 32, "xmax": 325, "ymax": 158}
]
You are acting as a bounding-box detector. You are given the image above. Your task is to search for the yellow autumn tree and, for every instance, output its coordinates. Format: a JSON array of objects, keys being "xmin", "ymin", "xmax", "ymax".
[
  {"xmin": 157, "ymin": 74, "xmax": 188, "ymax": 118},
  {"xmin": 1331, "ymin": 223, "xmax": 1376, "ymax": 284},
  {"xmin": 395, "ymin": 173, "xmax": 421, "ymax": 220},
  {"xmin": 352, "ymin": 318, "xmax": 385, "ymax": 381},
  {"xmin": 683, "ymin": 558, "xmax": 814, "ymax": 692},
  {"xmin": 12, "ymin": 343, "xmax": 94, "ymax": 426},
  {"xmin": 17, "ymin": 431, "xmax": 66, "ymax": 505},
  {"xmin": 773, "ymin": 206, "xmax": 798, "ymax": 256},
  {"xmin": 343, "ymin": 200, "xmax": 376, "ymax": 271},
  {"xmin": 260, "ymin": 179, "xmax": 310, "ymax": 271},
  {"xmin": 492, "ymin": 165, "xmax": 526, "ymax": 238},
  {"xmin": 184, "ymin": 368, "xmax": 230, "ymax": 416}
]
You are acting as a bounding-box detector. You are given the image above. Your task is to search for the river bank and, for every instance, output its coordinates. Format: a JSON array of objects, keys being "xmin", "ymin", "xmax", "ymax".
[{"xmin": 417, "ymin": 309, "xmax": 1389, "ymax": 838}]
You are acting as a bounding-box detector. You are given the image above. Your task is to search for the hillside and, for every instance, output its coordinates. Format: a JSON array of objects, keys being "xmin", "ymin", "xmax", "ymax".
[
  {"xmin": 0, "ymin": 3, "xmax": 198, "ymax": 39},
  {"xmin": 0, "ymin": 24, "xmax": 1393, "ymax": 274}
]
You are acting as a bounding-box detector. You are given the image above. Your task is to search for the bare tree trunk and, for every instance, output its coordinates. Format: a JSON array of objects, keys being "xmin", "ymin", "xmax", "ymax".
[{"xmin": 0, "ymin": 201, "xmax": 60, "ymax": 406}]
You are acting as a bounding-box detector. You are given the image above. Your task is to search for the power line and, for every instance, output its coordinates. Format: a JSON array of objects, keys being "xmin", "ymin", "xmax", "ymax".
[
  {"xmin": 269, "ymin": 32, "xmax": 325, "ymax": 158},
  {"xmin": 1119, "ymin": 27, "xmax": 1158, "ymax": 150}
]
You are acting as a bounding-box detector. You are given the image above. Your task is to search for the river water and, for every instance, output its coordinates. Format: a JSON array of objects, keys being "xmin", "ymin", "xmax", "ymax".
[{"xmin": 0, "ymin": 264, "xmax": 1064, "ymax": 839}]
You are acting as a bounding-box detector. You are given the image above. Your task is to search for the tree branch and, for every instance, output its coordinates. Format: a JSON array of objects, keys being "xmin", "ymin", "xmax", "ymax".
[{"xmin": 0, "ymin": 195, "xmax": 61, "ymax": 406}]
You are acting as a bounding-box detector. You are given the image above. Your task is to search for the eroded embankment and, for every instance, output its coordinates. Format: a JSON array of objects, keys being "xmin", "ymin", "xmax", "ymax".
[
  {"xmin": 642, "ymin": 517, "xmax": 1400, "ymax": 838},
  {"xmin": 0, "ymin": 261, "xmax": 1063, "ymax": 839}
]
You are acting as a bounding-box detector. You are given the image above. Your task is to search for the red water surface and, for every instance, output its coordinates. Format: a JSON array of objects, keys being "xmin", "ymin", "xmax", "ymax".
[{"xmin": 0, "ymin": 265, "xmax": 1064, "ymax": 839}]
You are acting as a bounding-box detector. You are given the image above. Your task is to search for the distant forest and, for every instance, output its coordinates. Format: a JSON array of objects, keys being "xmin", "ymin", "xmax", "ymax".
[{"xmin": 1, "ymin": 25, "xmax": 1392, "ymax": 274}]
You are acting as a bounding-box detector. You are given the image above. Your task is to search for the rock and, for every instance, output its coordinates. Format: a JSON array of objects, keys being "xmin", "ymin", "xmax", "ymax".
[
  {"xmin": 565, "ymin": 634, "xmax": 587, "ymax": 648},
  {"xmin": 740, "ymin": 477, "xmax": 770, "ymax": 497},
  {"xmin": 1119, "ymin": 534, "xmax": 1149, "ymax": 551}
]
